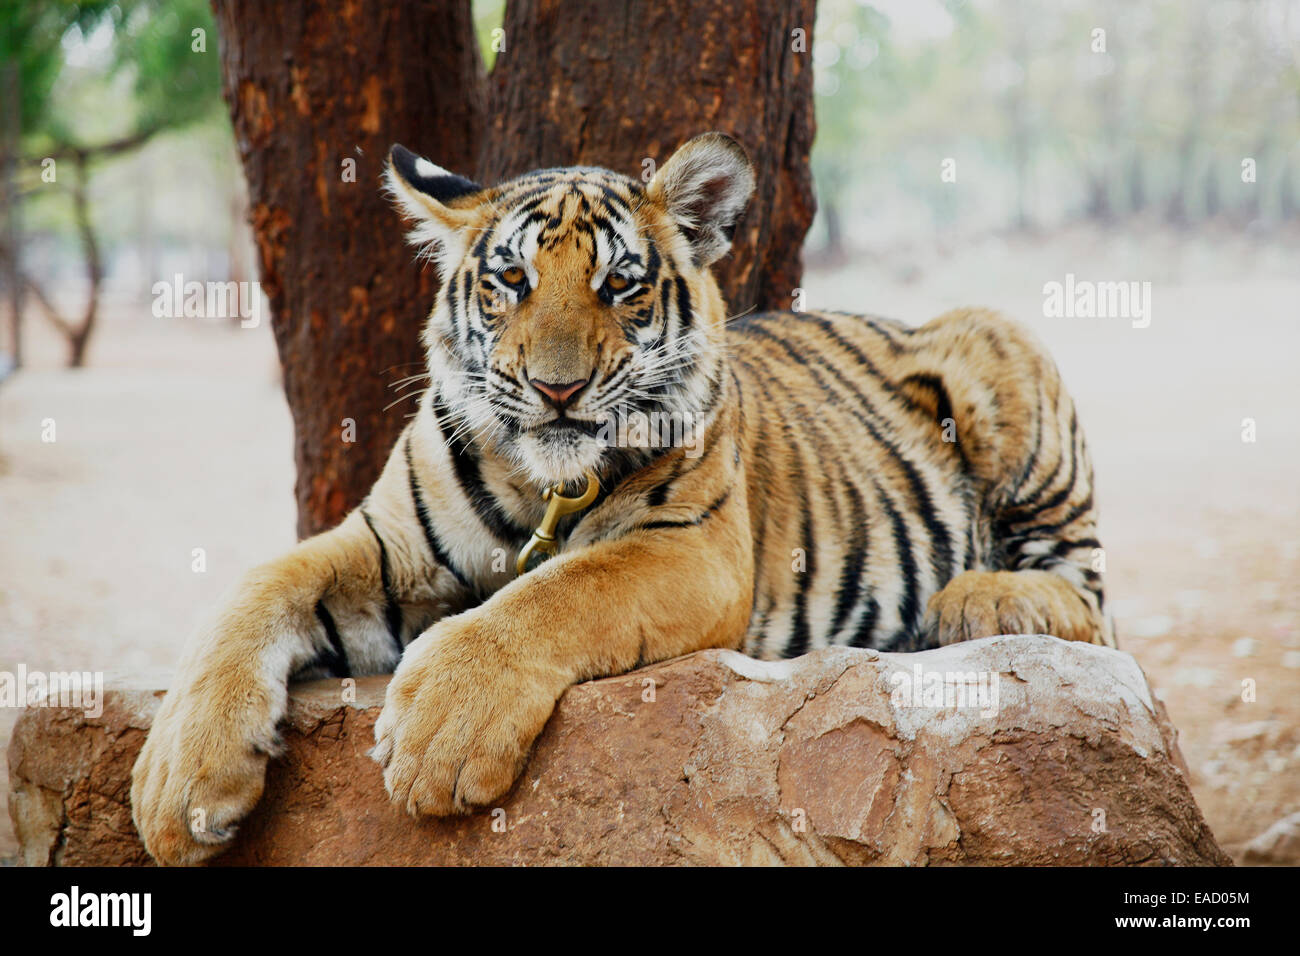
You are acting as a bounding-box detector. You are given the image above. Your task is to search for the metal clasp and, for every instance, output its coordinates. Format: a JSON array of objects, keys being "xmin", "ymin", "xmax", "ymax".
[{"xmin": 515, "ymin": 469, "xmax": 600, "ymax": 575}]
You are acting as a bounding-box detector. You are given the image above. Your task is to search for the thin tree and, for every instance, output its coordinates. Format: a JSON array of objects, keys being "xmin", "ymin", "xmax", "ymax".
[{"xmin": 0, "ymin": 0, "xmax": 222, "ymax": 367}]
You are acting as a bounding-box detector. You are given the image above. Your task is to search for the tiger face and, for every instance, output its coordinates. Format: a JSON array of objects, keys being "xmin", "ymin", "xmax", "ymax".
[{"xmin": 385, "ymin": 134, "xmax": 754, "ymax": 488}]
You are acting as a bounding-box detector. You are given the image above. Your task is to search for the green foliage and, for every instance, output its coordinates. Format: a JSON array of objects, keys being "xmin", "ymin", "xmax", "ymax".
[
  {"xmin": 0, "ymin": 0, "xmax": 221, "ymax": 152},
  {"xmin": 474, "ymin": 0, "xmax": 506, "ymax": 72},
  {"xmin": 114, "ymin": 0, "xmax": 221, "ymax": 137},
  {"xmin": 0, "ymin": 0, "xmax": 101, "ymax": 133}
]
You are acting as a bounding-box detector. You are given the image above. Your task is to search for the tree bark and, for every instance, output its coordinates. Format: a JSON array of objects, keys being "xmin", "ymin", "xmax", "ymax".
[
  {"xmin": 481, "ymin": 0, "xmax": 816, "ymax": 316},
  {"xmin": 211, "ymin": 0, "xmax": 485, "ymax": 538},
  {"xmin": 213, "ymin": 0, "xmax": 816, "ymax": 537}
]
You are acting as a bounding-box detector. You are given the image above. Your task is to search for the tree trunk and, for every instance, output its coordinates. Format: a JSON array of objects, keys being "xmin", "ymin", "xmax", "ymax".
[
  {"xmin": 211, "ymin": 0, "xmax": 485, "ymax": 538},
  {"xmin": 66, "ymin": 153, "xmax": 100, "ymax": 369},
  {"xmin": 20, "ymin": 152, "xmax": 102, "ymax": 369},
  {"xmin": 1, "ymin": 61, "xmax": 22, "ymax": 369},
  {"xmin": 481, "ymin": 0, "xmax": 816, "ymax": 315},
  {"xmin": 213, "ymin": 0, "xmax": 816, "ymax": 537}
]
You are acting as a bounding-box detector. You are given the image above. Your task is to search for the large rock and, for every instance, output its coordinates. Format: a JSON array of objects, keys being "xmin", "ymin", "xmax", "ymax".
[{"xmin": 8, "ymin": 635, "xmax": 1229, "ymax": 866}]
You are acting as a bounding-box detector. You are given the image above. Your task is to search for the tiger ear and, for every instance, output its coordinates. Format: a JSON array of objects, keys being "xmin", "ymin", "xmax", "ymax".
[
  {"xmin": 384, "ymin": 144, "xmax": 484, "ymax": 273},
  {"xmin": 647, "ymin": 132, "xmax": 755, "ymax": 267}
]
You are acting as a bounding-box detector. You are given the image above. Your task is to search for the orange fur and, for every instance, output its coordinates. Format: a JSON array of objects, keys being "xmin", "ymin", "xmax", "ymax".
[{"xmin": 132, "ymin": 134, "xmax": 1110, "ymax": 865}]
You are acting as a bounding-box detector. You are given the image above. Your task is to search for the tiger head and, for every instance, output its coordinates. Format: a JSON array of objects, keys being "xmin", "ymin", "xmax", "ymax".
[{"xmin": 384, "ymin": 133, "xmax": 754, "ymax": 489}]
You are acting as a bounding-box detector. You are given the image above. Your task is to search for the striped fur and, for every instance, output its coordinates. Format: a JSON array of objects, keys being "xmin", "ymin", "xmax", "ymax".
[{"xmin": 131, "ymin": 134, "xmax": 1111, "ymax": 864}]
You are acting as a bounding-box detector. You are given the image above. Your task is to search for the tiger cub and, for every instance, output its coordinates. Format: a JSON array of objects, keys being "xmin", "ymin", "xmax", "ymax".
[{"xmin": 131, "ymin": 132, "xmax": 1112, "ymax": 864}]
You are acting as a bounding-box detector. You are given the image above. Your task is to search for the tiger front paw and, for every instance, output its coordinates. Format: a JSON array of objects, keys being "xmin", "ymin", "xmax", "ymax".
[
  {"xmin": 371, "ymin": 616, "xmax": 563, "ymax": 816},
  {"xmin": 923, "ymin": 569, "xmax": 1104, "ymax": 646},
  {"xmin": 130, "ymin": 681, "xmax": 279, "ymax": 866}
]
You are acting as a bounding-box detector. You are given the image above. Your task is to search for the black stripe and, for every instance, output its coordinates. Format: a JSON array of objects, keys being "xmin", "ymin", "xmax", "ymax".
[
  {"xmin": 490, "ymin": 183, "xmax": 561, "ymax": 211},
  {"xmin": 1026, "ymin": 408, "xmax": 1081, "ymax": 516},
  {"xmin": 832, "ymin": 478, "xmax": 874, "ymax": 644},
  {"xmin": 800, "ymin": 313, "xmax": 926, "ymax": 417},
  {"xmin": 637, "ymin": 488, "xmax": 731, "ymax": 531},
  {"xmin": 577, "ymin": 448, "xmax": 652, "ymax": 520},
  {"xmin": 875, "ymin": 480, "xmax": 922, "ymax": 647},
  {"xmin": 743, "ymin": 323, "xmax": 955, "ymax": 589},
  {"xmin": 431, "ymin": 399, "xmax": 531, "ymax": 544},
  {"xmin": 674, "ymin": 275, "xmax": 694, "ymax": 335},
  {"xmin": 1008, "ymin": 382, "xmax": 1047, "ymax": 499},
  {"xmin": 1009, "ymin": 404, "xmax": 1077, "ymax": 516},
  {"xmin": 1051, "ymin": 535, "xmax": 1101, "ymax": 555},
  {"xmin": 472, "ymin": 221, "xmax": 495, "ymax": 261},
  {"xmin": 786, "ymin": 491, "xmax": 817, "ymax": 658},
  {"xmin": 982, "ymin": 326, "xmax": 1009, "ymax": 360},
  {"xmin": 960, "ymin": 501, "xmax": 977, "ymax": 573},
  {"xmin": 642, "ymin": 241, "xmax": 661, "ymax": 287},
  {"xmin": 314, "ymin": 600, "xmax": 352, "ymax": 678},
  {"xmin": 589, "ymin": 212, "xmax": 620, "ymax": 241},
  {"xmin": 781, "ymin": 394, "xmax": 853, "ymax": 657},
  {"xmin": 462, "ymin": 267, "xmax": 475, "ymax": 329},
  {"xmin": 587, "ymin": 180, "xmax": 637, "ymax": 215},
  {"xmin": 737, "ymin": 354, "xmax": 873, "ymax": 653},
  {"xmin": 999, "ymin": 493, "xmax": 1096, "ymax": 551},
  {"xmin": 749, "ymin": 607, "xmax": 772, "ymax": 656},
  {"xmin": 808, "ymin": 311, "xmax": 916, "ymax": 354},
  {"xmin": 731, "ymin": 360, "xmax": 775, "ymax": 609},
  {"xmin": 859, "ymin": 317, "xmax": 907, "ymax": 355},
  {"xmin": 645, "ymin": 456, "xmax": 685, "ymax": 508},
  {"xmin": 361, "ymin": 508, "xmax": 404, "ymax": 654},
  {"xmin": 899, "ymin": 372, "xmax": 969, "ymax": 473},
  {"xmin": 643, "ymin": 407, "xmax": 727, "ymax": 507},
  {"xmin": 405, "ymin": 433, "xmax": 476, "ymax": 592}
]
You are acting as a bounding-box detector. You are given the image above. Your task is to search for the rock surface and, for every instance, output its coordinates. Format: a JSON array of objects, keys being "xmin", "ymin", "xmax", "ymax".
[{"xmin": 7, "ymin": 635, "xmax": 1230, "ymax": 866}]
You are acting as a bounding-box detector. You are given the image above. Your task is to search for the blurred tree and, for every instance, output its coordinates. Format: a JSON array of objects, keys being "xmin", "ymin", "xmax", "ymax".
[
  {"xmin": 806, "ymin": 0, "xmax": 1300, "ymax": 245},
  {"xmin": 0, "ymin": 0, "xmax": 221, "ymax": 367},
  {"xmin": 213, "ymin": 0, "xmax": 818, "ymax": 538},
  {"xmin": 806, "ymin": 0, "xmax": 895, "ymax": 262},
  {"xmin": 0, "ymin": 1, "xmax": 81, "ymax": 366}
]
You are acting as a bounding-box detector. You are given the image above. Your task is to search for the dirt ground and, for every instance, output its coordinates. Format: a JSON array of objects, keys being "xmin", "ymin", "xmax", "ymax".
[{"xmin": 2, "ymin": 225, "xmax": 1297, "ymax": 864}]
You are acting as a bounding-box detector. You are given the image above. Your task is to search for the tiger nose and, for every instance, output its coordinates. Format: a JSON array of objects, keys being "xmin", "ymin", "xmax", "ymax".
[{"xmin": 529, "ymin": 377, "xmax": 589, "ymax": 411}]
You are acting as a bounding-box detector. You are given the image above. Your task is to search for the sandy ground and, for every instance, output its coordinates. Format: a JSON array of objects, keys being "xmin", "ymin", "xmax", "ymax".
[{"xmin": 2, "ymin": 225, "xmax": 1297, "ymax": 864}]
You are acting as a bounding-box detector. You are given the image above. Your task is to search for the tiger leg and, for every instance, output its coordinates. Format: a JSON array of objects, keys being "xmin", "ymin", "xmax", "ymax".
[
  {"xmin": 131, "ymin": 444, "xmax": 449, "ymax": 865},
  {"xmin": 371, "ymin": 493, "xmax": 754, "ymax": 816},
  {"xmin": 909, "ymin": 308, "xmax": 1113, "ymax": 648}
]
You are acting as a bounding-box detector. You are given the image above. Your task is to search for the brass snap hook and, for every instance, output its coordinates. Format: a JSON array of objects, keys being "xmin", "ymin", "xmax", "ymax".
[{"xmin": 515, "ymin": 469, "xmax": 600, "ymax": 576}]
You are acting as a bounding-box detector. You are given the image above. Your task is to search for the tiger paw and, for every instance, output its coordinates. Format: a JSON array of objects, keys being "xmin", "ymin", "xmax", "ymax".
[
  {"xmin": 130, "ymin": 681, "xmax": 278, "ymax": 866},
  {"xmin": 371, "ymin": 617, "xmax": 562, "ymax": 816},
  {"xmin": 923, "ymin": 569, "xmax": 1104, "ymax": 646}
]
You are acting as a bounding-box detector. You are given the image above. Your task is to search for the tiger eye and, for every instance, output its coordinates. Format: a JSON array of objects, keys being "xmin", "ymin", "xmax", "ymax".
[
  {"xmin": 605, "ymin": 274, "xmax": 631, "ymax": 292},
  {"xmin": 502, "ymin": 266, "xmax": 526, "ymax": 285}
]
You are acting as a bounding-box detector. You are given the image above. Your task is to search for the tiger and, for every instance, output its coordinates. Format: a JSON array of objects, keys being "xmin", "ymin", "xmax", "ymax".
[{"xmin": 131, "ymin": 131, "xmax": 1114, "ymax": 865}]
